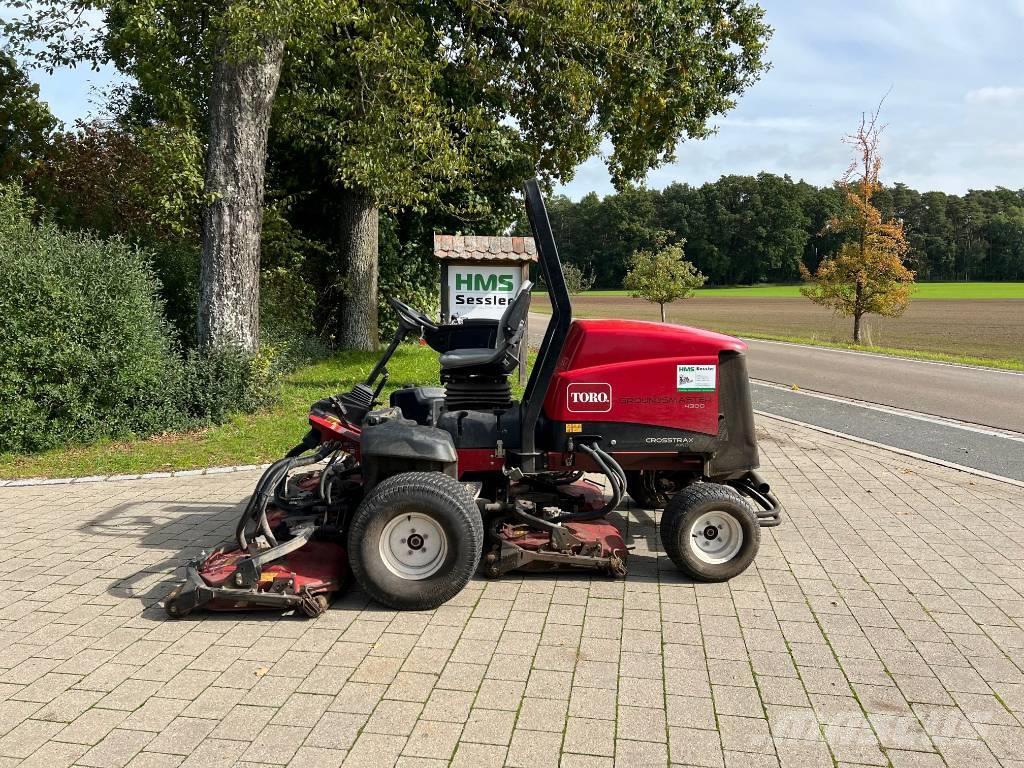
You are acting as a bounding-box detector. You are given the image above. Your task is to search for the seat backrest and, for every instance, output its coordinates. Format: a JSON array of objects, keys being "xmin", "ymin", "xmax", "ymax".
[{"xmin": 497, "ymin": 281, "xmax": 533, "ymax": 347}]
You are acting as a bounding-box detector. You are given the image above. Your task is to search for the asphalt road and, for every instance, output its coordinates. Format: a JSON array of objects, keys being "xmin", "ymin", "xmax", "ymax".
[
  {"xmin": 527, "ymin": 313, "xmax": 1024, "ymax": 481},
  {"xmin": 752, "ymin": 381, "xmax": 1024, "ymax": 482},
  {"xmin": 743, "ymin": 338, "xmax": 1024, "ymax": 433}
]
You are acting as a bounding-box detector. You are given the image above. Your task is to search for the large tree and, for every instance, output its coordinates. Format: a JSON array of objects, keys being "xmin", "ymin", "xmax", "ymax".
[
  {"xmin": 7, "ymin": 0, "xmax": 771, "ymax": 351},
  {"xmin": 5, "ymin": 1, "xmax": 297, "ymax": 350},
  {"xmin": 273, "ymin": 1, "xmax": 771, "ymax": 348}
]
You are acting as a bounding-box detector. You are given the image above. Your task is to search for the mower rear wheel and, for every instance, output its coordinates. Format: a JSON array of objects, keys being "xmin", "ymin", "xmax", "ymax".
[
  {"xmin": 349, "ymin": 472, "xmax": 483, "ymax": 610},
  {"xmin": 660, "ymin": 483, "xmax": 759, "ymax": 582}
]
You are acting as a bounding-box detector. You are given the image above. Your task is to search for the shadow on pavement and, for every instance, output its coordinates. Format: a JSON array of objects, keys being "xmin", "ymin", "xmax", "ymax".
[{"xmin": 81, "ymin": 496, "xmax": 681, "ymax": 619}]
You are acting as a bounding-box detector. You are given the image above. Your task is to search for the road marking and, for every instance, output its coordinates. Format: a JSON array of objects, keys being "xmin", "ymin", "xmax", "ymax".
[
  {"xmin": 744, "ymin": 337, "xmax": 1024, "ymax": 377},
  {"xmin": 751, "ymin": 380, "xmax": 1024, "ymax": 443},
  {"xmin": 755, "ymin": 410, "xmax": 1024, "ymax": 489}
]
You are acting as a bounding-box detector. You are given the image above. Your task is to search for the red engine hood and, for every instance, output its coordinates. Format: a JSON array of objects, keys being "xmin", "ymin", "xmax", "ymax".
[
  {"xmin": 555, "ymin": 319, "xmax": 746, "ymax": 370},
  {"xmin": 543, "ymin": 319, "xmax": 747, "ymax": 435}
]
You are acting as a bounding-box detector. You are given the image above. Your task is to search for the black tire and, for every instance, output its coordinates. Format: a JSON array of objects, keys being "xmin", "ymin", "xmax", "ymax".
[
  {"xmin": 660, "ymin": 483, "xmax": 760, "ymax": 582},
  {"xmin": 626, "ymin": 470, "xmax": 687, "ymax": 509},
  {"xmin": 348, "ymin": 471, "xmax": 483, "ymax": 610}
]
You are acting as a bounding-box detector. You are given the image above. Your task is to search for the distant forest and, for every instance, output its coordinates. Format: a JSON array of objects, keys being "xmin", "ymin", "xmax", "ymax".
[{"xmin": 524, "ymin": 174, "xmax": 1024, "ymax": 289}]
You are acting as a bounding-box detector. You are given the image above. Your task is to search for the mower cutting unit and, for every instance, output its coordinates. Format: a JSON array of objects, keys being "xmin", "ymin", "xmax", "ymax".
[{"xmin": 166, "ymin": 180, "xmax": 782, "ymax": 617}]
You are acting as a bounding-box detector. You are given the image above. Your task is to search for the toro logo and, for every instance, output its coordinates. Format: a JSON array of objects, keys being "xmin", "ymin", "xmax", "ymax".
[{"xmin": 566, "ymin": 382, "xmax": 613, "ymax": 413}]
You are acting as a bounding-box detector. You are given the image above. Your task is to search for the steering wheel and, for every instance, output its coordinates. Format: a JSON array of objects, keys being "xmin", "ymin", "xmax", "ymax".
[{"xmin": 387, "ymin": 297, "xmax": 437, "ymax": 333}]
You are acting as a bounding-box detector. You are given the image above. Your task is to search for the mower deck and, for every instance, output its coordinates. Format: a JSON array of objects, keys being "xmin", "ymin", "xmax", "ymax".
[{"xmin": 166, "ymin": 533, "xmax": 346, "ymax": 618}]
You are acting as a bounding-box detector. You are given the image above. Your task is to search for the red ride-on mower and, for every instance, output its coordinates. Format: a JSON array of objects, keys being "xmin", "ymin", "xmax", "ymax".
[{"xmin": 165, "ymin": 179, "xmax": 782, "ymax": 617}]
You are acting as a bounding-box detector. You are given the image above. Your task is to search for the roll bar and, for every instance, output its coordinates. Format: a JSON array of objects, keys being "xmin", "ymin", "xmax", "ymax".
[{"xmin": 516, "ymin": 179, "xmax": 573, "ymax": 472}]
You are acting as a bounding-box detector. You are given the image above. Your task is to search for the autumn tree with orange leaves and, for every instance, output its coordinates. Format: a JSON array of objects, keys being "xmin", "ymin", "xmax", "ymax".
[{"xmin": 800, "ymin": 107, "xmax": 915, "ymax": 343}]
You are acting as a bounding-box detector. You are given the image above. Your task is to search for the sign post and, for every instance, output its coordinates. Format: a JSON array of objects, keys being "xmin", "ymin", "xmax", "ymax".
[{"xmin": 434, "ymin": 235, "xmax": 537, "ymax": 385}]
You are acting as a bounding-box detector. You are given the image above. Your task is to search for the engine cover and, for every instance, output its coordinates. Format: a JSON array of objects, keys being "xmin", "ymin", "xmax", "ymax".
[
  {"xmin": 540, "ymin": 319, "xmax": 759, "ymax": 477},
  {"xmin": 543, "ymin": 319, "xmax": 746, "ymax": 434}
]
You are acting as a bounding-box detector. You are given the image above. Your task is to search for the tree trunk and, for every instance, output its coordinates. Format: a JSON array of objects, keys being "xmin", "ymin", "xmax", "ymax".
[
  {"xmin": 197, "ymin": 32, "xmax": 285, "ymax": 351},
  {"xmin": 852, "ymin": 276, "xmax": 864, "ymax": 343},
  {"xmin": 660, "ymin": 303, "xmax": 666, "ymax": 323},
  {"xmin": 337, "ymin": 189, "xmax": 379, "ymax": 351}
]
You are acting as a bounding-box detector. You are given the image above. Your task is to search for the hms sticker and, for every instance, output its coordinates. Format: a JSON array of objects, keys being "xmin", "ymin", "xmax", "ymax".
[
  {"xmin": 677, "ymin": 364, "xmax": 716, "ymax": 392},
  {"xmin": 567, "ymin": 382, "xmax": 612, "ymax": 413}
]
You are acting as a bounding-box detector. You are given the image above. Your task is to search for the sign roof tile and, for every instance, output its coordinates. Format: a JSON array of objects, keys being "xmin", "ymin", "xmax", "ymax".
[{"xmin": 433, "ymin": 233, "xmax": 538, "ymax": 262}]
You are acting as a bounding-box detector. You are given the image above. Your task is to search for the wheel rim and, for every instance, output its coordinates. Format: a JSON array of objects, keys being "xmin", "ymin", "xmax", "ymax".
[
  {"xmin": 379, "ymin": 512, "xmax": 448, "ymax": 580},
  {"xmin": 689, "ymin": 510, "xmax": 743, "ymax": 565}
]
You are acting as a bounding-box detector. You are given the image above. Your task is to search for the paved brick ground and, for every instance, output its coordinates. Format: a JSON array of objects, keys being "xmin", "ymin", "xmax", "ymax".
[{"xmin": 1, "ymin": 415, "xmax": 1023, "ymax": 768}]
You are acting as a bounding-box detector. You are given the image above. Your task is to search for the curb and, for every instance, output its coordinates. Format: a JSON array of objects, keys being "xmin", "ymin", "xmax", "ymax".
[{"xmin": 0, "ymin": 463, "xmax": 272, "ymax": 488}]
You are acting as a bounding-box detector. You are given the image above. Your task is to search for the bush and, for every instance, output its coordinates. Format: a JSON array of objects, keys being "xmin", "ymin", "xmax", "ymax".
[
  {"xmin": 176, "ymin": 344, "xmax": 282, "ymax": 424},
  {"xmin": 534, "ymin": 260, "xmax": 595, "ymax": 295},
  {"xmin": 0, "ymin": 184, "xmax": 184, "ymax": 452},
  {"xmin": 30, "ymin": 120, "xmax": 206, "ymax": 341},
  {"xmin": 561, "ymin": 262, "xmax": 595, "ymax": 295},
  {"xmin": 0, "ymin": 183, "xmax": 283, "ymax": 455},
  {"xmin": 258, "ymin": 205, "xmax": 332, "ymax": 362}
]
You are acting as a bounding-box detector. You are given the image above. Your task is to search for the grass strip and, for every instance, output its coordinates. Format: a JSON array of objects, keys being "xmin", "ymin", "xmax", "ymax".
[
  {"xmin": 0, "ymin": 345, "xmax": 445, "ymax": 480},
  {"xmin": 727, "ymin": 332, "xmax": 1024, "ymax": 372}
]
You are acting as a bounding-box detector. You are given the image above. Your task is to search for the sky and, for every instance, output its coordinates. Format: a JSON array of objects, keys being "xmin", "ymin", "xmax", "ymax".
[
  {"xmin": 11, "ymin": 0, "xmax": 1024, "ymax": 200},
  {"xmin": 561, "ymin": 0, "xmax": 1024, "ymax": 199}
]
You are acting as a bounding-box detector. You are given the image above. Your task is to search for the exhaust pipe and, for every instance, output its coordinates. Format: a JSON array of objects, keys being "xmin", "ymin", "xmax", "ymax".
[{"xmin": 748, "ymin": 470, "xmax": 771, "ymax": 495}]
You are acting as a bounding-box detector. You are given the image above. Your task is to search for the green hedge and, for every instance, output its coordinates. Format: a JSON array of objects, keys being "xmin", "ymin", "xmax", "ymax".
[{"xmin": 0, "ymin": 184, "xmax": 278, "ymax": 454}]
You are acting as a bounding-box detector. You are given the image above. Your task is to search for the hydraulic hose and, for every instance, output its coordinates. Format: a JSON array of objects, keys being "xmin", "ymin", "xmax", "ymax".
[
  {"xmin": 318, "ymin": 452, "xmax": 340, "ymax": 505},
  {"xmin": 256, "ymin": 462, "xmax": 293, "ymax": 547},
  {"xmin": 236, "ymin": 444, "xmax": 332, "ymax": 551},
  {"xmin": 238, "ymin": 457, "xmax": 292, "ymax": 551},
  {"xmin": 321, "ymin": 462, "xmax": 359, "ymax": 508},
  {"xmin": 588, "ymin": 444, "xmax": 626, "ymax": 496},
  {"xmin": 521, "ymin": 470, "xmax": 586, "ymax": 492},
  {"xmin": 552, "ymin": 443, "xmax": 625, "ymax": 523},
  {"xmin": 600, "ymin": 443, "xmax": 628, "ymax": 492},
  {"xmin": 510, "ymin": 502, "xmax": 561, "ymax": 532},
  {"xmin": 236, "ymin": 457, "xmax": 289, "ymax": 551},
  {"xmin": 273, "ymin": 449, "xmax": 339, "ymax": 511}
]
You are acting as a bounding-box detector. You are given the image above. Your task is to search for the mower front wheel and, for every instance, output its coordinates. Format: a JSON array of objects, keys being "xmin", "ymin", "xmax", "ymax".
[
  {"xmin": 349, "ymin": 472, "xmax": 483, "ymax": 611},
  {"xmin": 660, "ymin": 483, "xmax": 760, "ymax": 582}
]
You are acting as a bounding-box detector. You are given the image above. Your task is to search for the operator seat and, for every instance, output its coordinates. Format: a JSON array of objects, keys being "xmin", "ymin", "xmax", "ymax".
[
  {"xmin": 440, "ymin": 281, "xmax": 533, "ymax": 375},
  {"xmin": 439, "ymin": 281, "xmax": 532, "ymax": 411}
]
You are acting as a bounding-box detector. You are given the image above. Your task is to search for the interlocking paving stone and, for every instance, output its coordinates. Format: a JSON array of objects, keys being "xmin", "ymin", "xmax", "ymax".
[{"xmin": 1, "ymin": 416, "xmax": 1023, "ymax": 766}]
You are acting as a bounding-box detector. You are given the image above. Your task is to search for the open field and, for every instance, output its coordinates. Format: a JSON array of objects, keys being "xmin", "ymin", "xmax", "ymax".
[
  {"xmin": 538, "ymin": 295, "xmax": 1024, "ymax": 367},
  {"xmin": 581, "ymin": 281, "xmax": 1024, "ymax": 299}
]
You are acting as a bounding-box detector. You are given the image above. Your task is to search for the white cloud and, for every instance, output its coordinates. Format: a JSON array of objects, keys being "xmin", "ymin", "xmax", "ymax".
[
  {"xmin": 965, "ymin": 86, "xmax": 1024, "ymax": 105},
  {"xmin": 720, "ymin": 116, "xmax": 819, "ymax": 132}
]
